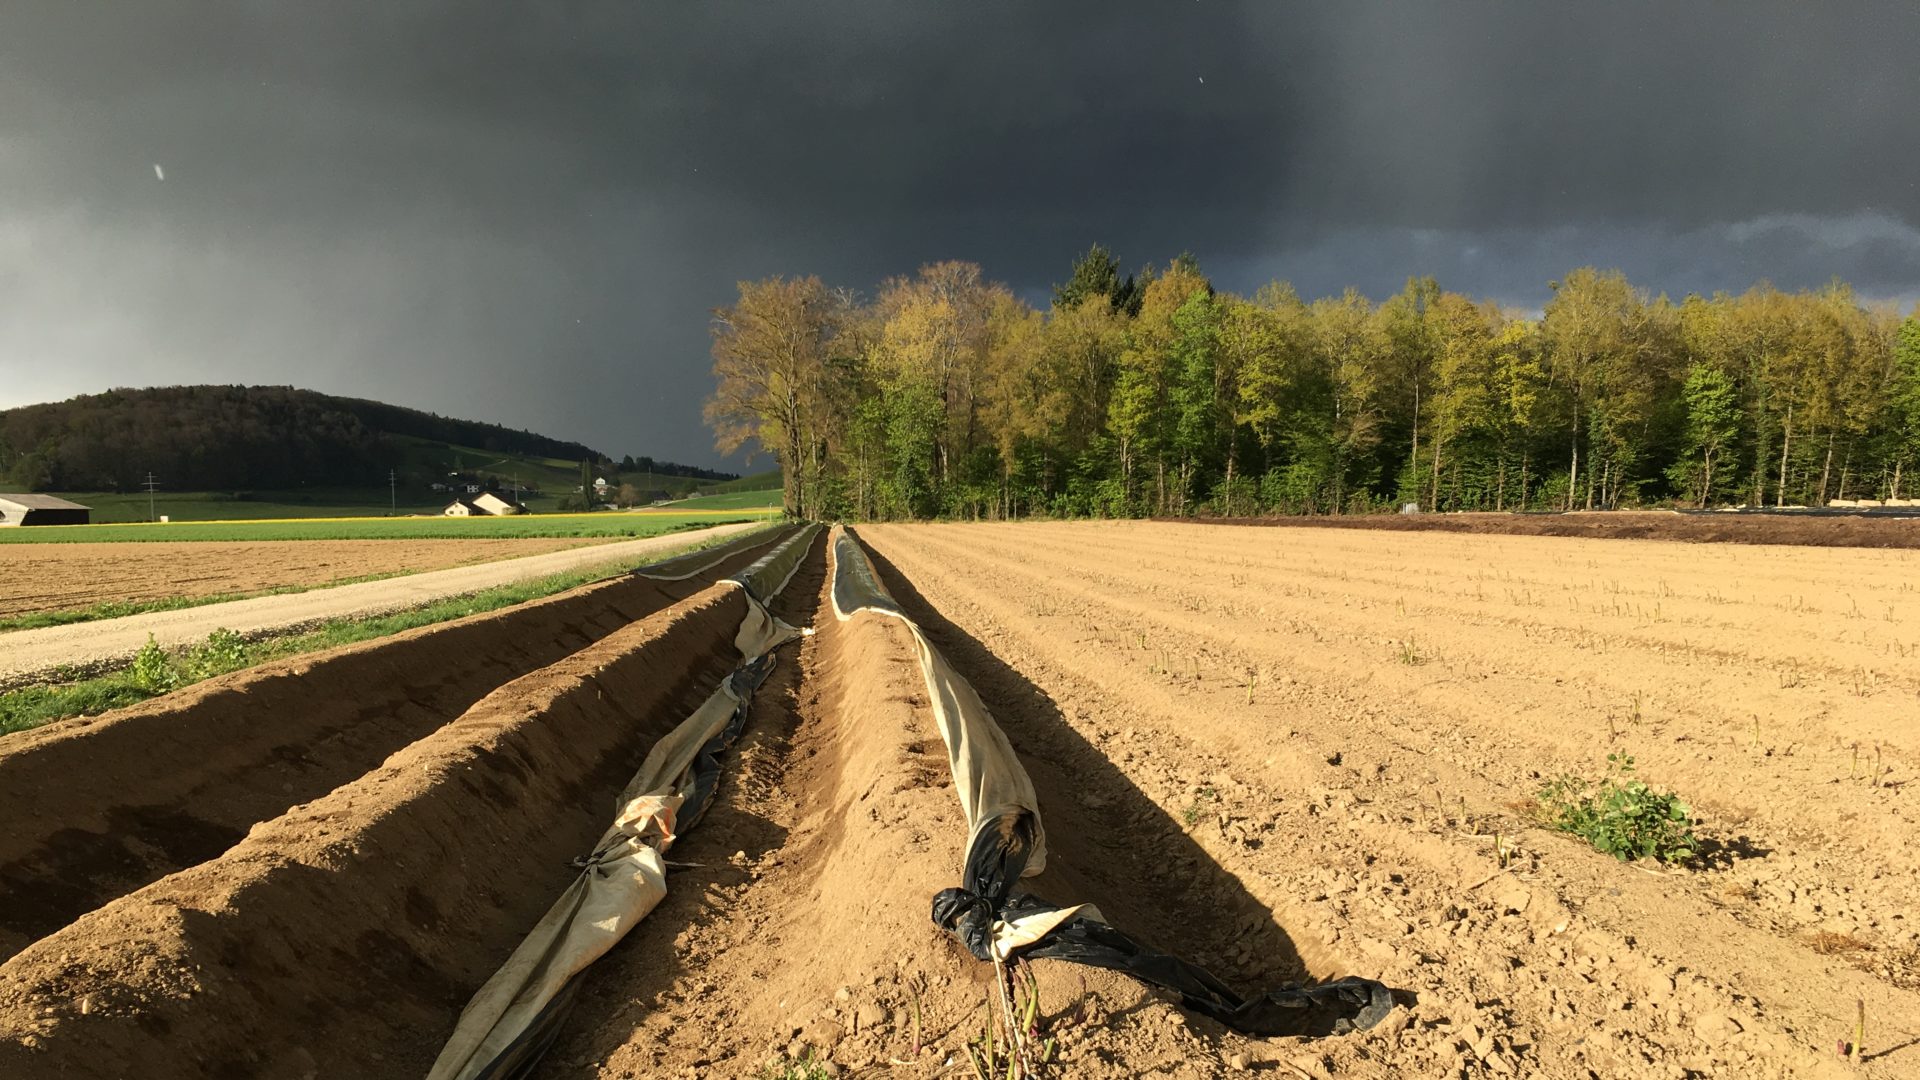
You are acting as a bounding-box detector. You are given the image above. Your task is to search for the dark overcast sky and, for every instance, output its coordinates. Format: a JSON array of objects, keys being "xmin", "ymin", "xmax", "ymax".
[{"xmin": 3, "ymin": 3, "xmax": 1918, "ymax": 468}]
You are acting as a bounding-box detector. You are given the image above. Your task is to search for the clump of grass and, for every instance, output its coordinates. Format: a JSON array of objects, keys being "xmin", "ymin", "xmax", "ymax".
[
  {"xmin": 0, "ymin": 673, "xmax": 156, "ymax": 733},
  {"xmin": 1395, "ymin": 638, "xmax": 1425, "ymax": 665},
  {"xmin": 1535, "ymin": 753, "xmax": 1698, "ymax": 865}
]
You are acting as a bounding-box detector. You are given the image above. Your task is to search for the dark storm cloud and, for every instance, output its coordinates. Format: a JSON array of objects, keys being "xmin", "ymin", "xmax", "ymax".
[{"xmin": 3, "ymin": 2, "xmax": 1918, "ymax": 465}]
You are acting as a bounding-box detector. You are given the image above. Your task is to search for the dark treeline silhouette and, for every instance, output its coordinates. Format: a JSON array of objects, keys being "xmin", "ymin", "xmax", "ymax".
[
  {"xmin": 0, "ymin": 385, "xmax": 719, "ymax": 492},
  {"xmin": 708, "ymin": 248, "xmax": 1920, "ymax": 520},
  {"xmin": 614, "ymin": 454, "xmax": 735, "ymax": 482}
]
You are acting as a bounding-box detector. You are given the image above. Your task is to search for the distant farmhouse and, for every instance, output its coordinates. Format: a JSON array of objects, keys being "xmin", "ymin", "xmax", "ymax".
[
  {"xmin": 0, "ymin": 494, "xmax": 91, "ymax": 527},
  {"xmin": 443, "ymin": 492, "xmax": 523, "ymax": 517}
]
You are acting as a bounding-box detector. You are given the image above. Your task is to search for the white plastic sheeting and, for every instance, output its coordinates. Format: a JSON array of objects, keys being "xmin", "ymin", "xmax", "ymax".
[
  {"xmin": 826, "ymin": 526, "xmax": 1052, "ymax": 944},
  {"xmin": 830, "ymin": 527, "xmax": 1395, "ymax": 1038},
  {"xmin": 428, "ymin": 524, "xmax": 819, "ymax": 1080}
]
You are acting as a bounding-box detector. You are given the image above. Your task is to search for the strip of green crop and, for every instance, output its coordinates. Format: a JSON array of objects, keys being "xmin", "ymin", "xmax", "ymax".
[{"xmin": 0, "ymin": 526, "xmax": 778, "ymax": 736}]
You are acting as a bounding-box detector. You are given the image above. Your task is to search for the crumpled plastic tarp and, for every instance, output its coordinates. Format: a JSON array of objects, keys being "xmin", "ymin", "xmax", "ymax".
[
  {"xmin": 427, "ymin": 524, "xmax": 820, "ymax": 1080},
  {"xmin": 831, "ymin": 525, "xmax": 1394, "ymax": 1039}
]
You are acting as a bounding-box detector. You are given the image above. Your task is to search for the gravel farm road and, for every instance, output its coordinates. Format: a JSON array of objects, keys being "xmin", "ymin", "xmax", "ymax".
[{"xmin": 0, "ymin": 521, "xmax": 765, "ymax": 688}]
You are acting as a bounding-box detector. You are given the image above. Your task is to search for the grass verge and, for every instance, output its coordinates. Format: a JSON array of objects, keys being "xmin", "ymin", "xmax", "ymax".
[{"xmin": 0, "ymin": 527, "xmax": 778, "ymax": 736}]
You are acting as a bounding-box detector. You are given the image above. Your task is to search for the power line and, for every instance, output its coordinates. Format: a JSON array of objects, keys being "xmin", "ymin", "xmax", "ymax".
[{"xmin": 143, "ymin": 472, "xmax": 159, "ymax": 522}]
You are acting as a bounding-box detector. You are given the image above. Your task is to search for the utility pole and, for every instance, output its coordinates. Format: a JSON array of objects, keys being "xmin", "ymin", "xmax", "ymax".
[
  {"xmin": 389, "ymin": 469, "xmax": 397, "ymax": 515},
  {"xmin": 143, "ymin": 472, "xmax": 159, "ymax": 522}
]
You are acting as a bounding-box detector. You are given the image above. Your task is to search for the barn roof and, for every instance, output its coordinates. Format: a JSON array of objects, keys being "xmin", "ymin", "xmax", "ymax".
[{"xmin": 0, "ymin": 494, "xmax": 91, "ymax": 511}]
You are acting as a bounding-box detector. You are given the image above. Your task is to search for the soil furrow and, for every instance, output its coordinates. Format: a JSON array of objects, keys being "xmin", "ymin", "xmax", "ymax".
[
  {"xmin": 0, "ymin": 582, "xmax": 758, "ymax": 1079},
  {"xmin": 0, "ymin": 527, "xmax": 789, "ymax": 962}
]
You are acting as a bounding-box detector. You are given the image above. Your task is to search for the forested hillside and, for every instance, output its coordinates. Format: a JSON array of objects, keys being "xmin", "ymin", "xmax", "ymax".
[
  {"xmin": 709, "ymin": 249, "xmax": 1920, "ymax": 520},
  {"xmin": 0, "ymin": 386, "xmax": 731, "ymax": 492}
]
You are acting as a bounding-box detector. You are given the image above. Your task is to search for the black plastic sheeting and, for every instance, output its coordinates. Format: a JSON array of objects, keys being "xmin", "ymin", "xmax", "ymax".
[
  {"xmin": 734, "ymin": 524, "xmax": 822, "ymax": 604},
  {"xmin": 933, "ymin": 810, "xmax": 1393, "ymax": 1037},
  {"xmin": 830, "ymin": 529, "xmax": 902, "ymax": 618},
  {"xmin": 834, "ymin": 527, "xmax": 1394, "ymax": 1039}
]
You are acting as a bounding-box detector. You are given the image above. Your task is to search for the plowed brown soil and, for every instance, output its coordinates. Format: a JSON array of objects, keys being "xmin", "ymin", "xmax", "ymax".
[
  {"xmin": 0, "ymin": 537, "xmax": 613, "ymax": 618},
  {"xmin": 543, "ymin": 531, "xmax": 1229, "ymax": 1079},
  {"xmin": 0, "ymin": 527, "xmax": 787, "ymax": 963},
  {"xmin": 0, "ymin": 583, "xmax": 753, "ymax": 1078},
  {"xmin": 4, "ymin": 519, "xmax": 1916, "ymax": 1079},
  {"xmin": 1195, "ymin": 509, "xmax": 1920, "ymax": 549},
  {"xmin": 855, "ymin": 521, "xmax": 1920, "ymax": 1078}
]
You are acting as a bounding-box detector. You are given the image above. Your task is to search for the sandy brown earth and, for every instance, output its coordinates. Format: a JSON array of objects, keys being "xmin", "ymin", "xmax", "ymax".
[
  {"xmin": 0, "ymin": 526, "xmax": 788, "ymax": 964},
  {"xmin": 1195, "ymin": 509, "xmax": 1920, "ymax": 549},
  {"xmin": 854, "ymin": 521, "xmax": 1920, "ymax": 1078},
  {"xmin": 0, "ymin": 537, "xmax": 618, "ymax": 619},
  {"xmin": 1, "ymin": 519, "xmax": 1916, "ymax": 1078}
]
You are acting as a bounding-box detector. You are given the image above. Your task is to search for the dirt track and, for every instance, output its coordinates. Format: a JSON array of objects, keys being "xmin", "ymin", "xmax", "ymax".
[
  {"xmin": 0, "ymin": 537, "xmax": 615, "ymax": 619},
  {"xmin": 1, "ymin": 520, "xmax": 1916, "ymax": 1078},
  {"xmin": 0, "ymin": 521, "xmax": 766, "ymax": 687}
]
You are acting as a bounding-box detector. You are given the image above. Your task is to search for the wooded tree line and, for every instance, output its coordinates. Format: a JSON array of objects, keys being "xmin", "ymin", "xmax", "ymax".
[
  {"xmin": 0, "ymin": 385, "xmax": 615, "ymax": 492},
  {"xmin": 708, "ymin": 248, "xmax": 1920, "ymax": 521}
]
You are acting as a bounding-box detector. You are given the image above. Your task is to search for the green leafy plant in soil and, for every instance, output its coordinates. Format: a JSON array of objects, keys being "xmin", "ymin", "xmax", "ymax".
[
  {"xmin": 128, "ymin": 634, "xmax": 181, "ymax": 693},
  {"xmin": 1535, "ymin": 753, "xmax": 1699, "ymax": 865}
]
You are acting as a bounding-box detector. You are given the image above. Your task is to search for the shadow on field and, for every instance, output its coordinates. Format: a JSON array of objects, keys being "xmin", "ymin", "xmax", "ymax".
[{"xmin": 859, "ymin": 543, "xmax": 1322, "ymax": 1000}]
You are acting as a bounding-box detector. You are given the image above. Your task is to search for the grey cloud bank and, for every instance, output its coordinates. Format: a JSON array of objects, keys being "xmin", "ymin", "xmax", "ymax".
[{"xmin": 2, "ymin": 2, "xmax": 1917, "ymax": 466}]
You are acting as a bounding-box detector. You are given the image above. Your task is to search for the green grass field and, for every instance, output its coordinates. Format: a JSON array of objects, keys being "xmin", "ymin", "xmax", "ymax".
[
  {"xmin": 0, "ymin": 510, "xmax": 774, "ymax": 544},
  {"xmin": 699, "ymin": 468, "xmax": 783, "ymax": 494},
  {"xmin": 666, "ymin": 488, "xmax": 785, "ymax": 511},
  {"xmin": 64, "ymin": 489, "xmax": 442, "ymax": 522}
]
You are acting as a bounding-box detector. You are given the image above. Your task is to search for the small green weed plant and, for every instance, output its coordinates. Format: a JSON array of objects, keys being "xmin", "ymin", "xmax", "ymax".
[
  {"xmin": 129, "ymin": 635, "xmax": 181, "ymax": 693},
  {"xmin": 1535, "ymin": 753, "xmax": 1698, "ymax": 865}
]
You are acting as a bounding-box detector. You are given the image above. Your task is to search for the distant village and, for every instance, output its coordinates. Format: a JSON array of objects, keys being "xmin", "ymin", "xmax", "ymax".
[{"xmin": 430, "ymin": 472, "xmax": 673, "ymax": 516}]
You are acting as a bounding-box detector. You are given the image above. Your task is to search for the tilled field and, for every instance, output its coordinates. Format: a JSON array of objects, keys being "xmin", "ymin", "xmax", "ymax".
[
  {"xmin": 0, "ymin": 520, "xmax": 1915, "ymax": 1079},
  {"xmin": 856, "ymin": 521, "xmax": 1920, "ymax": 1078},
  {"xmin": 0, "ymin": 537, "xmax": 615, "ymax": 618}
]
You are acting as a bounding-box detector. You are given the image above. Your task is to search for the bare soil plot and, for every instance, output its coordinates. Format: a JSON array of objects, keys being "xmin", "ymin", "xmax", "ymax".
[
  {"xmin": 1196, "ymin": 509, "xmax": 1920, "ymax": 549},
  {"xmin": 857, "ymin": 520, "xmax": 1920, "ymax": 1078},
  {"xmin": 0, "ymin": 537, "xmax": 613, "ymax": 619},
  {"xmin": 3, "ymin": 520, "xmax": 1915, "ymax": 1079}
]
